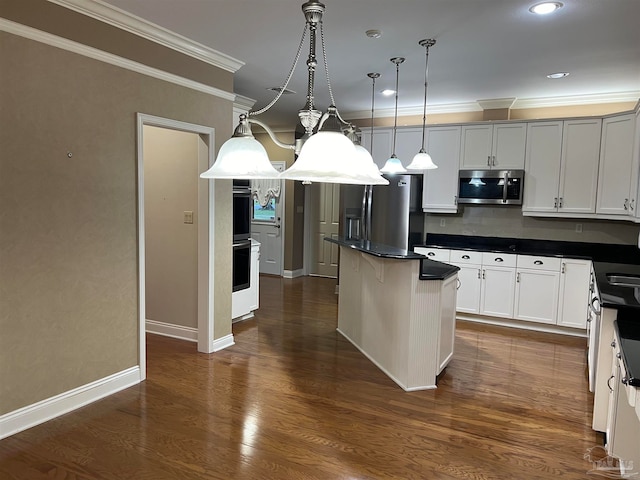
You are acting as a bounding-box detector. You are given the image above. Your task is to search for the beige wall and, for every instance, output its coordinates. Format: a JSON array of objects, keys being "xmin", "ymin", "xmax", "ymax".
[
  {"xmin": 425, "ymin": 206, "xmax": 640, "ymax": 245},
  {"xmin": 144, "ymin": 126, "xmax": 199, "ymax": 329},
  {"xmin": 0, "ymin": 29, "xmax": 233, "ymax": 414}
]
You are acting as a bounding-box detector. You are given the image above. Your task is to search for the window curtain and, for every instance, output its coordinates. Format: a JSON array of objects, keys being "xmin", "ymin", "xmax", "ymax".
[{"xmin": 251, "ymin": 178, "xmax": 281, "ymax": 207}]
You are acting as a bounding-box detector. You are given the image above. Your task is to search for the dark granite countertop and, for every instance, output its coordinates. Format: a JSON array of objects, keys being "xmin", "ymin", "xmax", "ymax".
[
  {"xmin": 615, "ymin": 316, "xmax": 640, "ymax": 387},
  {"xmin": 325, "ymin": 237, "xmax": 459, "ymax": 281},
  {"xmin": 419, "ymin": 234, "xmax": 640, "ymax": 264},
  {"xmin": 593, "ymin": 262, "xmax": 640, "ymax": 310}
]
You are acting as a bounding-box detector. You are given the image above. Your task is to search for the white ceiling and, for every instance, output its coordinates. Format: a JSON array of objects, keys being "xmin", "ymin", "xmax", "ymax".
[{"xmin": 101, "ymin": 0, "xmax": 640, "ymax": 127}]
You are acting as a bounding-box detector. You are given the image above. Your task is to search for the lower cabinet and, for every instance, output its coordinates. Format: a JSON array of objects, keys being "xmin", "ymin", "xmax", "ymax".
[
  {"xmin": 417, "ymin": 247, "xmax": 591, "ymax": 330},
  {"xmin": 437, "ymin": 274, "xmax": 458, "ymax": 374}
]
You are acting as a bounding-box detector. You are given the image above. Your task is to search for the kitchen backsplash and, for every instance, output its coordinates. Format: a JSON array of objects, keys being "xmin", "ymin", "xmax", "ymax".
[{"xmin": 425, "ymin": 205, "xmax": 640, "ymax": 245}]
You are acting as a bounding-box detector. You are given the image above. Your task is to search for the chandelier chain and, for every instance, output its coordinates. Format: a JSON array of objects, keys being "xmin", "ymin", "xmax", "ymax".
[
  {"xmin": 320, "ymin": 22, "xmax": 348, "ymax": 125},
  {"xmin": 251, "ymin": 24, "xmax": 309, "ymax": 117}
]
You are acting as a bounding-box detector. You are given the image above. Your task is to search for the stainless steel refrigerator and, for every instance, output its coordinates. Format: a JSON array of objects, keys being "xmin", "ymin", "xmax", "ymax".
[{"xmin": 340, "ymin": 174, "xmax": 425, "ymax": 251}]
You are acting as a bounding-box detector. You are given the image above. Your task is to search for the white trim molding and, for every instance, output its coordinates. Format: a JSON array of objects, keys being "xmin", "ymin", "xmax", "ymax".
[
  {"xmin": 0, "ymin": 367, "xmax": 141, "ymax": 440},
  {"xmin": 212, "ymin": 334, "xmax": 235, "ymax": 352},
  {"xmin": 48, "ymin": 0, "xmax": 244, "ymax": 73},
  {"xmin": 513, "ymin": 91, "xmax": 640, "ymax": 109},
  {"xmin": 146, "ymin": 319, "xmax": 198, "ymax": 343},
  {"xmin": 283, "ymin": 269, "xmax": 304, "ymax": 279},
  {"xmin": 0, "ymin": 19, "xmax": 236, "ymax": 102}
]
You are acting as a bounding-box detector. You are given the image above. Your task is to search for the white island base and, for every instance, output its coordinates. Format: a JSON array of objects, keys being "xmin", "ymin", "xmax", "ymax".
[{"xmin": 336, "ymin": 245, "xmax": 457, "ymax": 391}]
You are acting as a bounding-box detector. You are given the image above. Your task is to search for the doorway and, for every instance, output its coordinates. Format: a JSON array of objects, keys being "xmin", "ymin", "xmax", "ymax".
[
  {"xmin": 251, "ymin": 161, "xmax": 285, "ymax": 276},
  {"xmin": 136, "ymin": 114, "xmax": 217, "ymax": 379},
  {"xmin": 304, "ymin": 182, "xmax": 340, "ymax": 278}
]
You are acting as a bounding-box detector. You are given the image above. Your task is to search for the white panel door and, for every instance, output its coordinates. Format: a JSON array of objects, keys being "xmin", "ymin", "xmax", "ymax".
[
  {"xmin": 491, "ymin": 123, "xmax": 527, "ymax": 169},
  {"xmin": 480, "ymin": 266, "xmax": 516, "ymax": 318},
  {"xmin": 460, "ymin": 125, "xmax": 493, "ymax": 169},
  {"xmin": 451, "ymin": 263, "xmax": 481, "ymax": 314},
  {"xmin": 522, "ymin": 121, "xmax": 563, "ymax": 214},
  {"xmin": 558, "ymin": 119, "xmax": 602, "ymax": 214},
  {"xmin": 422, "ymin": 125, "xmax": 461, "ymax": 213},
  {"xmin": 251, "ymin": 161, "xmax": 285, "ymax": 275},
  {"xmin": 557, "ymin": 259, "xmax": 591, "ymax": 329},
  {"xmin": 309, "ymin": 182, "xmax": 340, "ymax": 277},
  {"xmin": 514, "ymin": 269, "xmax": 560, "ymax": 324}
]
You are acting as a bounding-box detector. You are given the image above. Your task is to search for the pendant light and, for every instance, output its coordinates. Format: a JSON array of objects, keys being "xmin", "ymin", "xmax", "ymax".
[
  {"xmin": 201, "ymin": 0, "xmax": 387, "ymax": 185},
  {"xmin": 380, "ymin": 57, "xmax": 407, "ymax": 174},
  {"xmin": 406, "ymin": 38, "xmax": 438, "ymax": 171}
]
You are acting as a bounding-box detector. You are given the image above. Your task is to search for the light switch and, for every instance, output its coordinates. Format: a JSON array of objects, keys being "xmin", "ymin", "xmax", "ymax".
[{"xmin": 184, "ymin": 211, "xmax": 194, "ymax": 224}]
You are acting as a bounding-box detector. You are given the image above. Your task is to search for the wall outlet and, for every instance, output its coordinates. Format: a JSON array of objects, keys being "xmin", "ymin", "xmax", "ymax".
[
  {"xmin": 184, "ymin": 211, "xmax": 194, "ymax": 224},
  {"xmin": 575, "ymin": 223, "xmax": 583, "ymax": 233},
  {"xmin": 440, "ymin": 219, "xmax": 446, "ymax": 227}
]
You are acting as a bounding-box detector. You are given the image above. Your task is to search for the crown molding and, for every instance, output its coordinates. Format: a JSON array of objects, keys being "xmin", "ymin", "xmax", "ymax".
[
  {"xmin": 0, "ymin": 19, "xmax": 236, "ymax": 102},
  {"xmin": 512, "ymin": 91, "xmax": 640, "ymax": 109},
  {"xmin": 233, "ymin": 94, "xmax": 257, "ymax": 112},
  {"xmin": 48, "ymin": 0, "xmax": 244, "ymax": 73},
  {"xmin": 477, "ymin": 98, "xmax": 517, "ymax": 110},
  {"xmin": 345, "ymin": 102, "xmax": 482, "ymax": 120}
]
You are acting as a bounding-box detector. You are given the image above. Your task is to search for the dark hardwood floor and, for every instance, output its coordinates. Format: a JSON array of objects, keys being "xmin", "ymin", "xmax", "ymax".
[{"xmin": 1, "ymin": 275, "xmax": 601, "ymax": 479}]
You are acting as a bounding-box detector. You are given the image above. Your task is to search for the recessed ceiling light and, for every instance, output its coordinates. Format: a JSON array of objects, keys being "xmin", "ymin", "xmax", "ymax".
[
  {"xmin": 381, "ymin": 89, "xmax": 395, "ymax": 96},
  {"xmin": 366, "ymin": 29, "xmax": 382, "ymax": 39},
  {"xmin": 529, "ymin": 2, "xmax": 563, "ymax": 14},
  {"xmin": 547, "ymin": 72, "xmax": 570, "ymax": 79}
]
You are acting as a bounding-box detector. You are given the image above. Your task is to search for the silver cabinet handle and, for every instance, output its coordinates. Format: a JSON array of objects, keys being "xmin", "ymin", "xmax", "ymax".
[
  {"xmin": 456, "ymin": 278, "xmax": 461, "ymax": 290},
  {"xmin": 477, "ymin": 269, "xmax": 481, "ymax": 279},
  {"xmin": 554, "ymin": 197, "xmax": 558, "ymax": 208},
  {"xmin": 494, "ymin": 257, "xmax": 504, "ymax": 262},
  {"xmin": 517, "ymin": 272, "xmax": 521, "ymax": 283},
  {"xmin": 624, "ymin": 198, "xmax": 629, "ymax": 210},
  {"xmin": 482, "ymin": 269, "xmax": 485, "ymax": 280},
  {"xmin": 611, "ymin": 340, "xmax": 616, "ymax": 348},
  {"xmin": 561, "ymin": 263, "xmax": 566, "ymax": 274},
  {"xmin": 492, "ymin": 155, "xmax": 496, "ymax": 166},
  {"xmin": 534, "ymin": 260, "xmax": 543, "ymax": 265},
  {"xmin": 454, "ymin": 195, "xmax": 458, "ymax": 205},
  {"xmin": 607, "ymin": 375, "xmax": 615, "ymax": 393},
  {"xmin": 427, "ymin": 252, "xmax": 435, "ymax": 256},
  {"xmin": 487, "ymin": 155, "xmax": 491, "ymax": 166},
  {"xmin": 559, "ymin": 197, "xmax": 563, "ymax": 208},
  {"xmin": 631, "ymin": 199, "xmax": 635, "ymax": 211},
  {"xmin": 622, "ymin": 377, "xmax": 629, "ymax": 385},
  {"xmin": 462, "ymin": 255, "xmax": 470, "ymax": 259}
]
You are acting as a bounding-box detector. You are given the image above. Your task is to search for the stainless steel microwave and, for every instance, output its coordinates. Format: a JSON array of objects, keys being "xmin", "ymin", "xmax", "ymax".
[{"xmin": 457, "ymin": 169, "xmax": 524, "ymax": 205}]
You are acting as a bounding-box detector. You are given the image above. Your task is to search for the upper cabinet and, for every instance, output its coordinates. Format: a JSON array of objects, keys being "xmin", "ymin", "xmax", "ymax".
[
  {"xmin": 422, "ymin": 125, "xmax": 461, "ymax": 213},
  {"xmin": 596, "ymin": 114, "xmax": 638, "ymax": 216},
  {"xmin": 460, "ymin": 123, "xmax": 527, "ymax": 170},
  {"xmin": 523, "ymin": 119, "xmax": 602, "ymax": 215},
  {"xmin": 360, "ymin": 128, "xmax": 393, "ymax": 169}
]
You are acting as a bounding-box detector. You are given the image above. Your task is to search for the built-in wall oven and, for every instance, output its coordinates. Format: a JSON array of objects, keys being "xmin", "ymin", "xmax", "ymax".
[
  {"xmin": 587, "ymin": 267, "xmax": 601, "ymax": 392},
  {"xmin": 232, "ymin": 180, "xmax": 252, "ymax": 292}
]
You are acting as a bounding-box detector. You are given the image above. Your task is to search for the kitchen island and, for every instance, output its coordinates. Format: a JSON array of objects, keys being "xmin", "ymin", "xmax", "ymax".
[{"xmin": 326, "ymin": 237, "xmax": 459, "ymax": 391}]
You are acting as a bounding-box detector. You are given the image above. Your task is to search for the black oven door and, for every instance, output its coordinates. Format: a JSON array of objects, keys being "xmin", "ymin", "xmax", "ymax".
[
  {"xmin": 233, "ymin": 189, "xmax": 252, "ymax": 242},
  {"xmin": 232, "ymin": 240, "xmax": 251, "ymax": 292}
]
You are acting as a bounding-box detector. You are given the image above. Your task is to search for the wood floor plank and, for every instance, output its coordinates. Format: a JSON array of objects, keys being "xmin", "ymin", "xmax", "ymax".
[{"xmin": 1, "ymin": 275, "xmax": 601, "ymax": 479}]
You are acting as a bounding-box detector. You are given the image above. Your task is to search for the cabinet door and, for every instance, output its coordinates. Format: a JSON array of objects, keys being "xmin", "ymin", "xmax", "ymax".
[
  {"xmin": 557, "ymin": 259, "xmax": 591, "ymax": 329},
  {"xmin": 596, "ymin": 114, "xmax": 637, "ymax": 215},
  {"xmin": 522, "ymin": 122, "xmax": 563, "ymax": 214},
  {"xmin": 480, "ymin": 266, "xmax": 516, "ymax": 318},
  {"xmin": 514, "ymin": 269, "xmax": 560, "ymax": 324},
  {"xmin": 361, "ymin": 128, "xmax": 393, "ymax": 169},
  {"xmin": 437, "ymin": 274, "xmax": 457, "ymax": 374},
  {"xmin": 460, "ymin": 125, "xmax": 492, "ymax": 169},
  {"xmin": 558, "ymin": 119, "xmax": 602, "ymax": 214},
  {"xmin": 451, "ymin": 263, "xmax": 481, "ymax": 314},
  {"xmin": 394, "ymin": 127, "xmax": 424, "ymax": 168},
  {"xmin": 422, "ymin": 125, "xmax": 461, "ymax": 213},
  {"xmin": 492, "ymin": 123, "xmax": 527, "ymax": 169}
]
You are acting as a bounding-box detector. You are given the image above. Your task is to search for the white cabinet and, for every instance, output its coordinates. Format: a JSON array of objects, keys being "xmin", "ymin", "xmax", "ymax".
[
  {"xmin": 557, "ymin": 258, "xmax": 591, "ymax": 329},
  {"xmin": 449, "ymin": 249, "xmax": 482, "ymax": 314},
  {"xmin": 514, "ymin": 255, "xmax": 561, "ymax": 324},
  {"xmin": 460, "ymin": 123, "xmax": 527, "ymax": 170},
  {"xmin": 479, "ymin": 252, "xmax": 517, "ymax": 318},
  {"xmin": 422, "ymin": 125, "xmax": 461, "ymax": 213},
  {"xmin": 394, "ymin": 127, "xmax": 424, "ymax": 167},
  {"xmin": 413, "ymin": 246, "xmax": 450, "ymax": 263},
  {"xmin": 360, "ymin": 127, "xmax": 393, "ymax": 169},
  {"xmin": 596, "ymin": 114, "xmax": 638, "ymax": 216},
  {"xmin": 523, "ymin": 119, "xmax": 602, "ymax": 215}
]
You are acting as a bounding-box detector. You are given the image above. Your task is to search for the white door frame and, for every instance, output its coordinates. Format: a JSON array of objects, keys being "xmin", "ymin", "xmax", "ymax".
[
  {"xmin": 273, "ymin": 161, "xmax": 286, "ymax": 277},
  {"xmin": 136, "ymin": 113, "xmax": 217, "ymax": 379}
]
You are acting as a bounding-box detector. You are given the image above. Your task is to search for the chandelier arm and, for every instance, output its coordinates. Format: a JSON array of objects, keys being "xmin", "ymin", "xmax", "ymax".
[
  {"xmin": 248, "ymin": 118, "xmax": 296, "ymax": 150},
  {"xmin": 251, "ymin": 24, "xmax": 308, "ymax": 117}
]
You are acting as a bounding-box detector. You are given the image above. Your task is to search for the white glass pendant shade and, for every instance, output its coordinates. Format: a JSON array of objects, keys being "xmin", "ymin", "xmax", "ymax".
[
  {"xmin": 354, "ymin": 144, "xmax": 389, "ymax": 185},
  {"xmin": 200, "ymin": 136, "xmax": 280, "ymax": 179},
  {"xmin": 279, "ymin": 131, "xmax": 388, "ymax": 185},
  {"xmin": 380, "ymin": 155, "xmax": 407, "ymax": 174},
  {"xmin": 406, "ymin": 151, "xmax": 438, "ymax": 170}
]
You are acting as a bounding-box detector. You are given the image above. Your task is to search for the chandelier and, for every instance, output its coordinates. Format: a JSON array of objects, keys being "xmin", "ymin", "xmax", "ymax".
[{"xmin": 200, "ymin": 1, "xmax": 388, "ymax": 185}]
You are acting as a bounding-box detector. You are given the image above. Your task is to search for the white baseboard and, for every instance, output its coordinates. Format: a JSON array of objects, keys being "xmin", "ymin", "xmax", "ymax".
[
  {"xmin": 212, "ymin": 333, "xmax": 235, "ymax": 352},
  {"xmin": 456, "ymin": 313, "xmax": 587, "ymax": 338},
  {"xmin": 0, "ymin": 366, "xmax": 141, "ymax": 440},
  {"xmin": 146, "ymin": 319, "xmax": 198, "ymax": 342},
  {"xmin": 232, "ymin": 312, "xmax": 255, "ymax": 323},
  {"xmin": 283, "ymin": 269, "xmax": 304, "ymax": 279}
]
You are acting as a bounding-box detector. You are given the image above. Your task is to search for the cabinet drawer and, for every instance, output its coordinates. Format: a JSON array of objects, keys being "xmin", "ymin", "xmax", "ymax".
[
  {"xmin": 414, "ymin": 247, "xmax": 450, "ymax": 263},
  {"xmin": 450, "ymin": 249, "xmax": 482, "ymax": 265},
  {"xmin": 481, "ymin": 252, "xmax": 517, "ymax": 268},
  {"xmin": 516, "ymin": 255, "xmax": 561, "ymax": 271}
]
